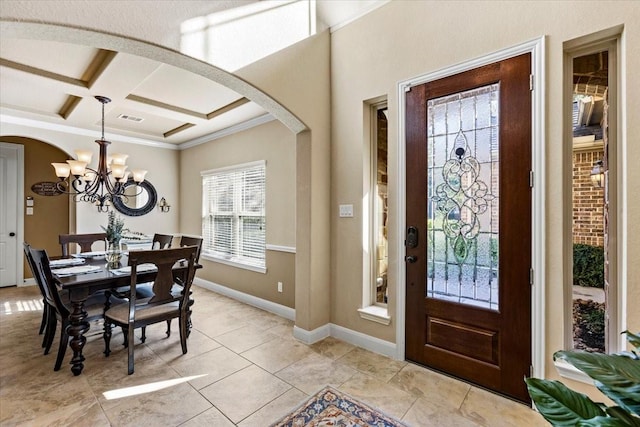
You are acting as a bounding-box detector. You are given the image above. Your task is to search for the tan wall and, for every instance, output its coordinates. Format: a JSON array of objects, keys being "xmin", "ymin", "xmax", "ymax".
[
  {"xmin": 329, "ymin": 0, "xmax": 640, "ymax": 397},
  {"xmin": 1, "ymin": 137, "xmax": 70, "ymax": 278},
  {"xmin": 180, "ymin": 119, "xmax": 296, "ymax": 307},
  {"xmin": 237, "ymin": 31, "xmax": 332, "ymax": 329}
]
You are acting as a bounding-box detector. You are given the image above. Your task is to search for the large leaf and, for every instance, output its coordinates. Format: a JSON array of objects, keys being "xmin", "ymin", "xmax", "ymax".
[
  {"xmin": 577, "ymin": 416, "xmax": 633, "ymax": 426},
  {"xmin": 526, "ymin": 377, "xmax": 605, "ymax": 425},
  {"xmin": 625, "ymin": 331, "xmax": 640, "ymax": 351},
  {"xmin": 605, "ymin": 406, "xmax": 640, "ymax": 427},
  {"xmin": 554, "ymin": 350, "xmax": 640, "ymax": 412}
]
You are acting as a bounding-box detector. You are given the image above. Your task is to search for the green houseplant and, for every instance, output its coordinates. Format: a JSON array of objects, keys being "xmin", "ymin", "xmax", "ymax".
[{"xmin": 525, "ymin": 331, "xmax": 640, "ymax": 426}]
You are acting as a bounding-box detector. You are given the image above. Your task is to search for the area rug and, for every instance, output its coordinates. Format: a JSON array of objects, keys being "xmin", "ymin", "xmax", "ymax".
[{"xmin": 270, "ymin": 386, "xmax": 408, "ymax": 427}]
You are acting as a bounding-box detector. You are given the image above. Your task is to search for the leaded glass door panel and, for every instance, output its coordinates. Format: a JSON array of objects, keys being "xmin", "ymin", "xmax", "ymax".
[{"xmin": 405, "ymin": 54, "xmax": 532, "ymax": 403}]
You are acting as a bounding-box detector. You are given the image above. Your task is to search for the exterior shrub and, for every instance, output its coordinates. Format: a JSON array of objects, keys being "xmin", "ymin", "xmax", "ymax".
[{"xmin": 573, "ymin": 243, "xmax": 604, "ymax": 288}]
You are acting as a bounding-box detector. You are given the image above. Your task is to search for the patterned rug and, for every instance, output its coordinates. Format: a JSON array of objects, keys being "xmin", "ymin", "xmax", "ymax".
[{"xmin": 271, "ymin": 386, "xmax": 408, "ymax": 427}]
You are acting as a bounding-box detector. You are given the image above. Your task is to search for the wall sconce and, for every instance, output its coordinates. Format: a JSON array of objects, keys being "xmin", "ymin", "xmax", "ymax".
[
  {"xmin": 590, "ymin": 160, "xmax": 605, "ymax": 188},
  {"xmin": 158, "ymin": 197, "xmax": 171, "ymax": 213}
]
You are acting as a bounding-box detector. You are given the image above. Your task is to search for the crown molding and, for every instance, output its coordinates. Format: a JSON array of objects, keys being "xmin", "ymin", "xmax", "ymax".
[
  {"xmin": 177, "ymin": 113, "xmax": 275, "ymax": 150},
  {"xmin": 0, "ymin": 113, "xmax": 179, "ymax": 150}
]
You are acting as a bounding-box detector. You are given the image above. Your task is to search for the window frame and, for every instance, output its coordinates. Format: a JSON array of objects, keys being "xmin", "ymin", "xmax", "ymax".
[
  {"xmin": 359, "ymin": 99, "xmax": 391, "ymax": 325},
  {"xmin": 559, "ymin": 28, "xmax": 623, "ymax": 382},
  {"xmin": 201, "ymin": 160, "xmax": 267, "ymax": 273}
]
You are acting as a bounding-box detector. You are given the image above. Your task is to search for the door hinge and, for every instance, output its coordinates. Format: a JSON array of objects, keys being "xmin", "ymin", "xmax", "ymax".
[
  {"xmin": 529, "ymin": 170, "xmax": 534, "ymax": 188},
  {"xmin": 530, "ymin": 365, "xmax": 534, "ymax": 377},
  {"xmin": 529, "ymin": 74, "xmax": 534, "ymax": 91},
  {"xmin": 529, "ymin": 268, "xmax": 534, "ymax": 285}
]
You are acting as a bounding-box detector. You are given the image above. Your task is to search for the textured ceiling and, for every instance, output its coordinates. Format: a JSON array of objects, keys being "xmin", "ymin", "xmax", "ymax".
[{"xmin": 0, "ymin": 1, "xmax": 387, "ymax": 147}]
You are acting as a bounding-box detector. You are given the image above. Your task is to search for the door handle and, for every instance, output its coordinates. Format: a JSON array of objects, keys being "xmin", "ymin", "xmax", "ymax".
[
  {"xmin": 405, "ymin": 255, "xmax": 417, "ymax": 263},
  {"xmin": 406, "ymin": 226, "xmax": 418, "ymax": 248},
  {"xmin": 9, "ymin": 232, "xmax": 16, "ymax": 237}
]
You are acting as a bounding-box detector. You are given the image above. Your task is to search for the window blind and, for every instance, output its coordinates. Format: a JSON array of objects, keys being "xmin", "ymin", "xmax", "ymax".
[{"xmin": 202, "ymin": 161, "xmax": 266, "ymax": 269}]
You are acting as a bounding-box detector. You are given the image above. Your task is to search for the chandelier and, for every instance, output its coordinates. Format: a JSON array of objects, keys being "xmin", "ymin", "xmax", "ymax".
[{"xmin": 52, "ymin": 96, "xmax": 147, "ymax": 212}]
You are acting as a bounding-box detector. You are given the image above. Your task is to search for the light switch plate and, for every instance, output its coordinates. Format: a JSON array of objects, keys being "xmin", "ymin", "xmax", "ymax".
[
  {"xmin": 339, "ymin": 204, "xmax": 353, "ymax": 217},
  {"xmin": 26, "ymin": 207, "xmax": 34, "ymax": 215}
]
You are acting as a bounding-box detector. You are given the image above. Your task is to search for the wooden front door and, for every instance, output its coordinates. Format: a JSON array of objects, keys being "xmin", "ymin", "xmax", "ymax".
[{"xmin": 405, "ymin": 53, "xmax": 532, "ymax": 403}]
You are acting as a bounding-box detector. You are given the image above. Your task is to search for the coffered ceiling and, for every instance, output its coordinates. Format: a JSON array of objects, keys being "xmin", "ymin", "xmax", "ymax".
[
  {"xmin": 0, "ymin": 38, "xmax": 268, "ymax": 146},
  {"xmin": 0, "ymin": 0, "xmax": 387, "ymax": 148}
]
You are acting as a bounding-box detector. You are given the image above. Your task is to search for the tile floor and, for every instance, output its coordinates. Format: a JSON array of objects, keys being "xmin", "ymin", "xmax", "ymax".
[{"xmin": 0, "ymin": 285, "xmax": 547, "ymax": 426}]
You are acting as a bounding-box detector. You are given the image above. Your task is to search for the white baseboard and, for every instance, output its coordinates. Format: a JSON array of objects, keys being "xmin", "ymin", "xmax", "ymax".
[
  {"xmin": 294, "ymin": 323, "xmax": 397, "ymax": 359},
  {"xmin": 194, "ymin": 277, "xmax": 398, "ymax": 360},
  {"xmin": 20, "ymin": 278, "xmax": 36, "ymax": 287},
  {"xmin": 193, "ymin": 277, "xmax": 295, "ymax": 321},
  {"xmin": 329, "ymin": 323, "xmax": 397, "ymax": 359},
  {"xmin": 293, "ymin": 324, "xmax": 330, "ymax": 344}
]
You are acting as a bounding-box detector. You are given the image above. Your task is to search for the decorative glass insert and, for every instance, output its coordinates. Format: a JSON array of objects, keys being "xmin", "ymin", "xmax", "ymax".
[{"xmin": 426, "ymin": 84, "xmax": 500, "ymax": 310}]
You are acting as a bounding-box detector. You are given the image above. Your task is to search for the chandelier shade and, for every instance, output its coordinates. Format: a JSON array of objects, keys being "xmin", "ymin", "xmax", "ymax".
[{"xmin": 52, "ymin": 96, "xmax": 148, "ymax": 212}]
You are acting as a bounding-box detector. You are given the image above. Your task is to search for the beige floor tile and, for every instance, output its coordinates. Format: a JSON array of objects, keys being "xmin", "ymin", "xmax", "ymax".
[
  {"xmin": 459, "ymin": 386, "xmax": 547, "ymax": 427},
  {"xmin": 103, "ymin": 381, "xmax": 212, "ymax": 427},
  {"xmin": 171, "ymin": 346, "xmax": 252, "ymax": 390},
  {"xmin": 403, "ymin": 397, "xmax": 481, "ymax": 427},
  {"xmin": 1, "ymin": 285, "xmax": 549, "ymax": 427},
  {"xmin": 336, "ymin": 346, "xmax": 407, "ymax": 382},
  {"xmin": 276, "ymin": 352, "xmax": 357, "ymax": 394},
  {"xmin": 339, "ymin": 372, "xmax": 417, "ymax": 420},
  {"xmin": 199, "ymin": 365, "xmax": 291, "ymax": 423},
  {"xmin": 144, "ymin": 326, "xmax": 223, "ymax": 364},
  {"xmin": 309, "ymin": 336, "xmax": 357, "ymax": 360},
  {"xmin": 180, "ymin": 406, "xmax": 236, "ymax": 427},
  {"xmin": 389, "ymin": 363, "xmax": 471, "ymax": 409},
  {"xmin": 241, "ymin": 336, "xmax": 315, "ymax": 373},
  {"xmin": 238, "ymin": 388, "xmax": 308, "ymax": 427},
  {"xmin": 214, "ymin": 324, "xmax": 280, "ymax": 353},
  {"xmin": 192, "ymin": 311, "xmax": 248, "ymax": 339}
]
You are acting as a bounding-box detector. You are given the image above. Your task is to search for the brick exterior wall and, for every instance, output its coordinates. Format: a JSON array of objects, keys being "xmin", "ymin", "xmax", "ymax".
[{"xmin": 573, "ymin": 149, "xmax": 605, "ymax": 247}]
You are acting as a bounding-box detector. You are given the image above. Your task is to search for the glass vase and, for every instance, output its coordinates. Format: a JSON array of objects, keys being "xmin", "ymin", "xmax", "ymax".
[{"xmin": 105, "ymin": 241, "xmax": 122, "ymax": 269}]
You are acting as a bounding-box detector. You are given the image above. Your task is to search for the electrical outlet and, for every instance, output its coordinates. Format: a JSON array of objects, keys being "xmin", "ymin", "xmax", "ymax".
[{"xmin": 277, "ymin": 282, "xmax": 283, "ymax": 293}]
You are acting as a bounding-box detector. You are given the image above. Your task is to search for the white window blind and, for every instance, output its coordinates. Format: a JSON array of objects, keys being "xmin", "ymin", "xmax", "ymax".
[{"xmin": 202, "ymin": 161, "xmax": 266, "ymax": 270}]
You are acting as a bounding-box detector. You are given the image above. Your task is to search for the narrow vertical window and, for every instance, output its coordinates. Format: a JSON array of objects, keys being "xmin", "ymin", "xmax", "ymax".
[
  {"xmin": 201, "ymin": 161, "xmax": 266, "ymax": 272},
  {"xmin": 374, "ymin": 106, "xmax": 389, "ymax": 305},
  {"xmin": 567, "ymin": 39, "xmax": 618, "ymax": 354}
]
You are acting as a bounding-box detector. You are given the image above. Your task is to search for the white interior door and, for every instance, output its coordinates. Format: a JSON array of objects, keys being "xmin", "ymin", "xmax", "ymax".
[{"xmin": 0, "ymin": 143, "xmax": 21, "ymax": 287}]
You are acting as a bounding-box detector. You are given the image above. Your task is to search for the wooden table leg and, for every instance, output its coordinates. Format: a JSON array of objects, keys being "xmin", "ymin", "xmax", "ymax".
[{"xmin": 67, "ymin": 300, "xmax": 90, "ymax": 376}]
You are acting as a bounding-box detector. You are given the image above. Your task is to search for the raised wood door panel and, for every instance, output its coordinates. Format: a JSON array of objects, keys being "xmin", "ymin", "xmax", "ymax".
[{"xmin": 405, "ymin": 53, "xmax": 532, "ymax": 403}]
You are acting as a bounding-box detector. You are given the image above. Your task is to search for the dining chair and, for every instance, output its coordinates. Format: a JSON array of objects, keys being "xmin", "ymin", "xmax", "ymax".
[
  {"xmin": 178, "ymin": 236, "xmax": 203, "ymax": 263},
  {"xmin": 59, "ymin": 233, "xmax": 107, "ymax": 256},
  {"xmin": 152, "ymin": 233, "xmax": 173, "ymax": 250},
  {"xmin": 28, "ymin": 246, "xmax": 108, "ymax": 371},
  {"xmin": 103, "ymin": 245, "xmax": 198, "ymax": 375},
  {"xmin": 23, "ymin": 242, "xmax": 49, "ymax": 346}
]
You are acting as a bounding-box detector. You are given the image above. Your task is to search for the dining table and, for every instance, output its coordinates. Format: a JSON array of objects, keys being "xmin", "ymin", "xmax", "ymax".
[{"xmin": 51, "ymin": 251, "xmax": 198, "ymax": 376}]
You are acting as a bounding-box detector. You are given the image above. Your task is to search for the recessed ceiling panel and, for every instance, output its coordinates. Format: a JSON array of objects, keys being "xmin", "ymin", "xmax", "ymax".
[
  {"xmin": 0, "ymin": 67, "xmax": 78, "ymax": 117},
  {"xmin": 131, "ymin": 63, "xmax": 243, "ymax": 113},
  {"xmin": 104, "ymin": 107, "xmax": 185, "ymax": 139},
  {"xmin": 0, "ymin": 39, "xmax": 99, "ymax": 78}
]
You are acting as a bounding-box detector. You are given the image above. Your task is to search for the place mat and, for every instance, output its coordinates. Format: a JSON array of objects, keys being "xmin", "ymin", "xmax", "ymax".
[
  {"xmin": 72, "ymin": 251, "xmax": 106, "ymax": 259},
  {"xmin": 110, "ymin": 264, "xmax": 157, "ymax": 276},
  {"xmin": 53, "ymin": 265, "xmax": 102, "ymax": 277},
  {"xmin": 270, "ymin": 386, "xmax": 408, "ymax": 427},
  {"xmin": 50, "ymin": 258, "xmax": 86, "ymax": 268}
]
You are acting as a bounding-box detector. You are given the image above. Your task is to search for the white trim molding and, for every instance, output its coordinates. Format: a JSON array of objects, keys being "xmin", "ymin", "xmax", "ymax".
[
  {"xmin": 194, "ymin": 277, "xmax": 398, "ymax": 359},
  {"xmin": 265, "ymin": 244, "xmax": 296, "ymax": 253},
  {"xmin": 396, "ymin": 37, "xmax": 546, "ymax": 380},
  {"xmin": 294, "ymin": 323, "xmax": 397, "ymax": 359},
  {"xmin": 179, "ymin": 114, "xmax": 275, "ymax": 150},
  {"xmin": 193, "ymin": 277, "xmax": 295, "ymax": 321},
  {"xmin": 293, "ymin": 324, "xmax": 330, "ymax": 344}
]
